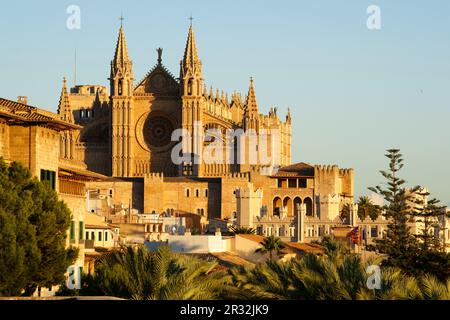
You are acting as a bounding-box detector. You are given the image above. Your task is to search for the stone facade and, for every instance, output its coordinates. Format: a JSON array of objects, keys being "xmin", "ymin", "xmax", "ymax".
[{"xmin": 48, "ymin": 23, "xmax": 355, "ymax": 232}]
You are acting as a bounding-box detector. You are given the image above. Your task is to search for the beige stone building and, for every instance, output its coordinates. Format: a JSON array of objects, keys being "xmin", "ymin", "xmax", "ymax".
[{"xmin": 52, "ymin": 22, "xmax": 353, "ymax": 231}]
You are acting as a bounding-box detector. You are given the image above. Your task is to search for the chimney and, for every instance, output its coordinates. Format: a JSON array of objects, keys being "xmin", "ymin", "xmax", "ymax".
[{"xmin": 17, "ymin": 96, "xmax": 28, "ymax": 105}]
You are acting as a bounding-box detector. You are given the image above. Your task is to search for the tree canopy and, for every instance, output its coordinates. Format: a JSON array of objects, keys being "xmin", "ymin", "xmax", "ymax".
[{"xmin": 0, "ymin": 158, "xmax": 77, "ymax": 296}]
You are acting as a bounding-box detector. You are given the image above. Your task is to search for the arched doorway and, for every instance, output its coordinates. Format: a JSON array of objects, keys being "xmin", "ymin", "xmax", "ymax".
[
  {"xmin": 304, "ymin": 197, "xmax": 313, "ymax": 216},
  {"xmin": 293, "ymin": 197, "xmax": 302, "ymax": 216},
  {"xmin": 273, "ymin": 197, "xmax": 282, "ymax": 217},
  {"xmin": 283, "ymin": 197, "xmax": 293, "ymax": 217}
]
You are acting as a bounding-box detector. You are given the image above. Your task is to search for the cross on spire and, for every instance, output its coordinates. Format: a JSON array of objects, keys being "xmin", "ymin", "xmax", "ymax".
[
  {"xmin": 189, "ymin": 14, "xmax": 194, "ymax": 26},
  {"xmin": 119, "ymin": 14, "xmax": 125, "ymax": 26}
]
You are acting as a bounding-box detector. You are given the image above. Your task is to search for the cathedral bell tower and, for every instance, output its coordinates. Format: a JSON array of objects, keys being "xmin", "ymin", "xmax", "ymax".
[
  {"xmin": 180, "ymin": 23, "xmax": 204, "ymax": 176},
  {"xmin": 109, "ymin": 20, "xmax": 135, "ymax": 177}
]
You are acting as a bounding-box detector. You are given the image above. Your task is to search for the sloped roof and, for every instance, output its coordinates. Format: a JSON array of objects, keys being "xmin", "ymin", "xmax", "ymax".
[
  {"xmin": 236, "ymin": 234, "xmax": 265, "ymax": 243},
  {"xmin": 283, "ymin": 242, "xmax": 324, "ymax": 255},
  {"xmin": 0, "ymin": 97, "xmax": 80, "ymax": 130},
  {"xmin": 272, "ymin": 162, "xmax": 315, "ymax": 177}
]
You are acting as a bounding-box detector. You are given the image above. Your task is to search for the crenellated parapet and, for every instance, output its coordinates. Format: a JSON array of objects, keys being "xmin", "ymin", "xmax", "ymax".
[{"xmin": 144, "ymin": 172, "xmax": 165, "ymax": 183}]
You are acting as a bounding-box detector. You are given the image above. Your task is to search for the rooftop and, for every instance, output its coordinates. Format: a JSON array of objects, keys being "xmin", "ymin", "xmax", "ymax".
[
  {"xmin": 0, "ymin": 97, "xmax": 81, "ymax": 131},
  {"xmin": 272, "ymin": 162, "xmax": 315, "ymax": 178}
]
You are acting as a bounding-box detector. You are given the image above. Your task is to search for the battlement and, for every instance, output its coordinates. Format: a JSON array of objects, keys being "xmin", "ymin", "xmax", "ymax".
[
  {"xmin": 339, "ymin": 168, "xmax": 354, "ymax": 177},
  {"xmin": 144, "ymin": 172, "xmax": 165, "ymax": 182},
  {"xmin": 223, "ymin": 172, "xmax": 250, "ymax": 179},
  {"xmin": 315, "ymin": 165, "xmax": 339, "ymax": 174}
]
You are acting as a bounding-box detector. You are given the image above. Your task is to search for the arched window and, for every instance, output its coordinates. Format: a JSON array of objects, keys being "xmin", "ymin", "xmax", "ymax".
[
  {"xmin": 294, "ymin": 197, "xmax": 302, "ymax": 215},
  {"xmin": 273, "ymin": 197, "xmax": 282, "ymax": 217},
  {"xmin": 283, "ymin": 197, "xmax": 293, "ymax": 217},
  {"xmin": 205, "ymin": 189, "xmax": 208, "ymax": 198},
  {"xmin": 187, "ymin": 79, "xmax": 193, "ymax": 96},
  {"xmin": 118, "ymin": 79, "xmax": 123, "ymax": 96},
  {"xmin": 304, "ymin": 197, "xmax": 313, "ymax": 216},
  {"xmin": 195, "ymin": 189, "xmax": 199, "ymax": 197},
  {"xmin": 186, "ymin": 189, "xmax": 190, "ymax": 198}
]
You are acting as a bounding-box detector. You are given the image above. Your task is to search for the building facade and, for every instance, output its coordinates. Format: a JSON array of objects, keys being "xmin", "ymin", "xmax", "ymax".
[{"xmin": 53, "ymin": 23, "xmax": 353, "ymax": 226}]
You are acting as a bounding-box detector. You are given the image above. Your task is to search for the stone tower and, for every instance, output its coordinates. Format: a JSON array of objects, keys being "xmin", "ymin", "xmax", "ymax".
[
  {"xmin": 180, "ymin": 24, "xmax": 204, "ymax": 176},
  {"xmin": 57, "ymin": 77, "xmax": 75, "ymax": 160},
  {"xmin": 109, "ymin": 23, "xmax": 135, "ymax": 177}
]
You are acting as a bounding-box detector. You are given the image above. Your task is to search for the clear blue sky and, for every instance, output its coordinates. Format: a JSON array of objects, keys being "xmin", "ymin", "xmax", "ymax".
[{"xmin": 1, "ymin": 0, "xmax": 449, "ymax": 205}]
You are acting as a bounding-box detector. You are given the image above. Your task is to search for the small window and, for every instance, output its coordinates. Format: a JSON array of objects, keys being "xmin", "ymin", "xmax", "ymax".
[
  {"xmin": 85, "ymin": 231, "xmax": 89, "ymax": 240},
  {"xmin": 105, "ymin": 231, "xmax": 108, "ymax": 242},
  {"xmin": 118, "ymin": 79, "xmax": 123, "ymax": 96},
  {"xmin": 79, "ymin": 221, "xmax": 84, "ymax": 240},
  {"xmin": 40, "ymin": 169, "xmax": 56, "ymax": 190},
  {"xmin": 298, "ymin": 179, "xmax": 307, "ymax": 188},
  {"xmin": 70, "ymin": 221, "xmax": 75, "ymax": 240},
  {"xmin": 98, "ymin": 231, "xmax": 102, "ymax": 241},
  {"xmin": 277, "ymin": 179, "xmax": 284, "ymax": 188},
  {"xmin": 371, "ymin": 227, "xmax": 378, "ymax": 238},
  {"xmin": 288, "ymin": 179, "xmax": 297, "ymax": 188},
  {"xmin": 195, "ymin": 189, "xmax": 199, "ymax": 197},
  {"xmin": 91, "ymin": 231, "xmax": 95, "ymax": 240},
  {"xmin": 186, "ymin": 189, "xmax": 190, "ymax": 198},
  {"xmin": 205, "ymin": 189, "xmax": 208, "ymax": 198}
]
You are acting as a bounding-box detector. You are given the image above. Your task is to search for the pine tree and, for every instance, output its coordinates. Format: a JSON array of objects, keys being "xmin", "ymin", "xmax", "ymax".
[
  {"xmin": 0, "ymin": 158, "xmax": 76, "ymax": 296},
  {"xmin": 369, "ymin": 149, "xmax": 419, "ymax": 274}
]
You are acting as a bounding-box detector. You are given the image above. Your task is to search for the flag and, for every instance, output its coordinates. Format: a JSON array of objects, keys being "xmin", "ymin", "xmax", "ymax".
[{"xmin": 347, "ymin": 227, "xmax": 362, "ymax": 245}]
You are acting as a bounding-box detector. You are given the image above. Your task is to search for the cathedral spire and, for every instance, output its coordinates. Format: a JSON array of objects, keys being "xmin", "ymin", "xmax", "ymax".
[
  {"xmin": 183, "ymin": 25, "xmax": 199, "ymax": 68},
  {"xmin": 113, "ymin": 23, "xmax": 130, "ymax": 67},
  {"xmin": 181, "ymin": 24, "xmax": 202, "ymax": 78},
  {"xmin": 57, "ymin": 77, "xmax": 73, "ymax": 123},
  {"xmin": 245, "ymin": 77, "xmax": 258, "ymax": 115},
  {"xmin": 110, "ymin": 21, "xmax": 133, "ymax": 97}
]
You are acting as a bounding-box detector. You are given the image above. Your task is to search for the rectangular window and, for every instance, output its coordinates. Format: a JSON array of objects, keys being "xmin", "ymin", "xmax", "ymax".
[
  {"xmin": 298, "ymin": 179, "xmax": 307, "ymax": 188},
  {"xmin": 79, "ymin": 222, "xmax": 84, "ymax": 240},
  {"xmin": 40, "ymin": 169, "xmax": 56, "ymax": 190},
  {"xmin": 85, "ymin": 231, "xmax": 89, "ymax": 240},
  {"xmin": 288, "ymin": 179, "xmax": 297, "ymax": 188},
  {"xmin": 70, "ymin": 221, "xmax": 75, "ymax": 240},
  {"xmin": 371, "ymin": 227, "xmax": 378, "ymax": 238},
  {"xmin": 98, "ymin": 231, "xmax": 102, "ymax": 241},
  {"xmin": 91, "ymin": 231, "xmax": 95, "ymax": 240},
  {"xmin": 105, "ymin": 231, "xmax": 108, "ymax": 242}
]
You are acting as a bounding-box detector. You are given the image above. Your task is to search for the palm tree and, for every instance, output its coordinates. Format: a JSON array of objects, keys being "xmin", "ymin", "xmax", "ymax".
[
  {"xmin": 229, "ymin": 226, "xmax": 256, "ymax": 235},
  {"xmin": 357, "ymin": 196, "xmax": 380, "ymax": 221},
  {"xmin": 229, "ymin": 260, "xmax": 290, "ymax": 300},
  {"xmin": 89, "ymin": 245, "xmax": 232, "ymax": 300},
  {"xmin": 232, "ymin": 237, "xmax": 450, "ymax": 300},
  {"xmin": 255, "ymin": 235, "xmax": 285, "ymax": 260}
]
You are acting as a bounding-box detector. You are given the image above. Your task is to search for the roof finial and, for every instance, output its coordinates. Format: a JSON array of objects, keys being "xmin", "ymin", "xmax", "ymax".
[
  {"xmin": 189, "ymin": 14, "xmax": 194, "ymax": 26},
  {"xmin": 157, "ymin": 47, "xmax": 163, "ymax": 65},
  {"xmin": 119, "ymin": 14, "xmax": 125, "ymax": 27}
]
